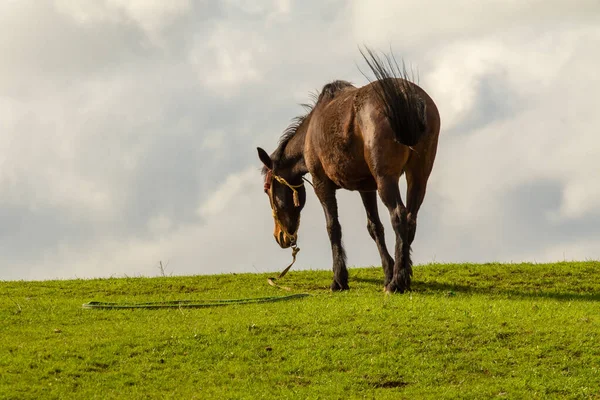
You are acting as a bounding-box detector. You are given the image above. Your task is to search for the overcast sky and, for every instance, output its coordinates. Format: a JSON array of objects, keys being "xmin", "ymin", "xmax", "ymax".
[{"xmin": 1, "ymin": 0, "xmax": 599, "ymax": 281}]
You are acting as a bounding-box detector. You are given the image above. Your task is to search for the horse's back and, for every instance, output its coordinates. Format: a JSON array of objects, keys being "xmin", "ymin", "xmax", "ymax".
[
  {"xmin": 305, "ymin": 85, "xmax": 377, "ymax": 190},
  {"xmin": 305, "ymin": 78, "xmax": 440, "ymax": 190}
]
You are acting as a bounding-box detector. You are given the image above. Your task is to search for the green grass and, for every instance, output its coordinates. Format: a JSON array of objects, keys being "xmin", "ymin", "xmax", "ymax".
[{"xmin": 2, "ymin": 261, "xmax": 600, "ymax": 399}]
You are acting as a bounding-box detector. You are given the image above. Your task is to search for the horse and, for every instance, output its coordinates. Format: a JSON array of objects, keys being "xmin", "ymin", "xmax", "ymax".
[{"xmin": 257, "ymin": 47, "xmax": 441, "ymax": 293}]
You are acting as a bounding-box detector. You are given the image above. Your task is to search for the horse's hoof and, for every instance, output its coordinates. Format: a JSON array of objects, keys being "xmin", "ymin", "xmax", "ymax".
[
  {"xmin": 331, "ymin": 281, "xmax": 349, "ymax": 291},
  {"xmin": 385, "ymin": 281, "xmax": 408, "ymax": 294}
]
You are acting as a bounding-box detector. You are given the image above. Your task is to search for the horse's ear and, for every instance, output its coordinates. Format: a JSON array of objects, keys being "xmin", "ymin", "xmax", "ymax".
[{"xmin": 257, "ymin": 147, "xmax": 273, "ymax": 170}]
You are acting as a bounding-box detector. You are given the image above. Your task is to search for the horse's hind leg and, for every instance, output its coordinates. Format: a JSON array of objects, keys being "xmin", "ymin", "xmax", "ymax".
[
  {"xmin": 404, "ymin": 158, "xmax": 435, "ymax": 262},
  {"xmin": 405, "ymin": 172, "xmax": 427, "ymax": 247},
  {"xmin": 377, "ymin": 177, "xmax": 411, "ymax": 293},
  {"xmin": 405, "ymin": 135, "xmax": 438, "ymax": 248},
  {"xmin": 360, "ymin": 191, "xmax": 394, "ymax": 285}
]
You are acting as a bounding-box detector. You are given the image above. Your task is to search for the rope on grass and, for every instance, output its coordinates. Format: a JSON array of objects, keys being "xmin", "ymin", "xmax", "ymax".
[{"xmin": 82, "ymin": 293, "xmax": 310, "ymax": 310}]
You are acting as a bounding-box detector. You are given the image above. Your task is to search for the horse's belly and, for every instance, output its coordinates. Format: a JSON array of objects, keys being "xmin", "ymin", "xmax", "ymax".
[
  {"xmin": 322, "ymin": 158, "xmax": 376, "ymax": 191},
  {"xmin": 313, "ymin": 131, "xmax": 375, "ymax": 190},
  {"xmin": 333, "ymin": 175, "xmax": 377, "ymax": 191}
]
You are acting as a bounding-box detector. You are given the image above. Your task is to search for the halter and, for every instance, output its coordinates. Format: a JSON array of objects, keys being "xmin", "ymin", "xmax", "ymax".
[{"xmin": 264, "ymin": 170, "xmax": 304, "ymax": 244}]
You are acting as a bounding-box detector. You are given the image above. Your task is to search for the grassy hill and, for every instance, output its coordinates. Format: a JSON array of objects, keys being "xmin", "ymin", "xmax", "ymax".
[{"xmin": 2, "ymin": 261, "xmax": 600, "ymax": 399}]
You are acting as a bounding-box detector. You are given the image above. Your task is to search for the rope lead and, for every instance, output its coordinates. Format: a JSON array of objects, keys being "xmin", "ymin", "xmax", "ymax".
[
  {"xmin": 267, "ymin": 245, "xmax": 300, "ymax": 291},
  {"xmin": 82, "ymin": 293, "xmax": 309, "ymax": 309}
]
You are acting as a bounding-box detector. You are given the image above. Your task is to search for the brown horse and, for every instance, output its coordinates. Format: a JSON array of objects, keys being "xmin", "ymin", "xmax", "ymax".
[{"xmin": 257, "ymin": 48, "xmax": 441, "ymax": 293}]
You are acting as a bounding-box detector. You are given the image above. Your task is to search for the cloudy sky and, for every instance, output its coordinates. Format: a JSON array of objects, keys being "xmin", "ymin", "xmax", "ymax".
[{"xmin": 1, "ymin": 0, "xmax": 599, "ymax": 281}]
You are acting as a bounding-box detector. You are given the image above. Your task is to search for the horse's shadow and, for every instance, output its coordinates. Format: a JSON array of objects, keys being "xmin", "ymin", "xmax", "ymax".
[
  {"xmin": 352, "ymin": 276, "xmax": 600, "ymax": 302},
  {"xmin": 352, "ymin": 277, "xmax": 382, "ymax": 285}
]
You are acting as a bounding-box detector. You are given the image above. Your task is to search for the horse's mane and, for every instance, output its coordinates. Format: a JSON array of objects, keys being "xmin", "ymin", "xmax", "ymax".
[
  {"xmin": 316, "ymin": 80, "xmax": 354, "ymax": 103},
  {"xmin": 261, "ymin": 80, "xmax": 354, "ymax": 176},
  {"xmin": 261, "ymin": 106, "xmax": 312, "ymax": 176}
]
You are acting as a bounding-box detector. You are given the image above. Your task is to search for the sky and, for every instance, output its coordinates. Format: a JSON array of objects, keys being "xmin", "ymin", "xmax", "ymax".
[{"xmin": 1, "ymin": 0, "xmax": 599, "ymax": 281}]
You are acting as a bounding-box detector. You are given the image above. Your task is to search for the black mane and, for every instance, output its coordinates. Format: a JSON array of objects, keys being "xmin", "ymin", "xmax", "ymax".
[
  {"xmin": 261, "ymin": 80, "xmax": 354, "ymax": 176},
  {"xmin": 317, "ymin": 80, "xmax": 354, "ymax": 103},
  {"xmin": 261, "ymin": 103, "xmax": 314, "ymax": 176}
]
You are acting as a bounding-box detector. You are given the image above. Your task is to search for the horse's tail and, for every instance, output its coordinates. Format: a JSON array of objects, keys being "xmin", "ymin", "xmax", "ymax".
[{"xmin": 359, "ymin": 47, "xmax": 427, "ymax": 147}]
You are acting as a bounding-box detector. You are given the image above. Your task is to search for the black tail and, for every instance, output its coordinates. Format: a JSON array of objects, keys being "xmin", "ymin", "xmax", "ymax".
[{"xmin": 359, "ymin": 47, "xmax": 427, "ymax": 147}]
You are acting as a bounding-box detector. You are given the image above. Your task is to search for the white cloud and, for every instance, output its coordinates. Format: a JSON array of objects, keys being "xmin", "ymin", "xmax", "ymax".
[
  {"xmin": 54, "ymin": 0, "xmax": 191, "ymax": 35},
  {"xmin": 1, "ymin": 1, "xmax": 600, "ymax": 281},
  {"xmin": 424, "ymin": 23, "xmax": 600, "ymax": 228},
  {"xmin": 22, "ymin": 167, "xmax": 285, "ymax": 280},
  {"xmin": 351, "ymin": 0, "xmax": 600, "ymax": 49},
  {"xmin": 560, "ymin": 180, "xmax": 600, "ymax": 220},
  {"xmin": 197, "ymin": 167, "xmax": 257, "ymax": 218},
  {"xmin": 189, "ymin": 24, "xmax": 266, "ymax": 93},
  {"xmin": 0, "ymin": 96, "xmax": 115, "ymax": 219},
  {"xmin": 522, "ymin": 238, "xmax": 600, "ymax": 264},
  {"xmin": 146, "ymin": 214, "xmax": 174, "ymax": 237},
  {"xmin": 222, "ymin": 0, "xmax": 291, "ymax": 20}
]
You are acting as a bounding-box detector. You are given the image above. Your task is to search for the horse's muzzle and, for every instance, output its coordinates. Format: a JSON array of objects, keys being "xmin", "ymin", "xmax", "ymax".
[{"xmin": 275, "ymin": 231, "xmax": 296, "ymax": 249}]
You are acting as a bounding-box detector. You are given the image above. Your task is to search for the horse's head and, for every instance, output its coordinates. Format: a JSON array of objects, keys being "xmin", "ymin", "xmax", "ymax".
[{"xmin": 257, "ymin": 147, "xmax": 306, "ymax": 249}]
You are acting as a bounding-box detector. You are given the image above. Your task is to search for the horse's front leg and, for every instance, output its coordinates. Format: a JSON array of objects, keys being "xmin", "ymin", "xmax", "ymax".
[
  {"xmin": 377, "ymin": 178, "xmax": 411, "ymax": 293},
  {"xmin": 314, "ymin": 180, "xmax": 348, "ymax": 291},
  {"xmin": 360, "ymin": 191, "xmax": 394, "ymax": 285}
]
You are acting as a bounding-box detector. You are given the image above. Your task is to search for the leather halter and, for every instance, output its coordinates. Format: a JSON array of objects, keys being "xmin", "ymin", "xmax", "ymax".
[{"xmin": 264, "ymin": 170, "xmax": 304, "ymax": 243}]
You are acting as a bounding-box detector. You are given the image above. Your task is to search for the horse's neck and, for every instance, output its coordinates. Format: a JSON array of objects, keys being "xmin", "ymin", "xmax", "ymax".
[{"xmin": 281, "ymin": 126, "xmax": 308, "ymax": 177}]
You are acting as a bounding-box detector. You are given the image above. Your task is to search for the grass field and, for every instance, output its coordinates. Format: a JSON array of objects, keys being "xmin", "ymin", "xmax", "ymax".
[{"xmin": 1, "ymin": 261, "xmax": 600, "ymax": 399}]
